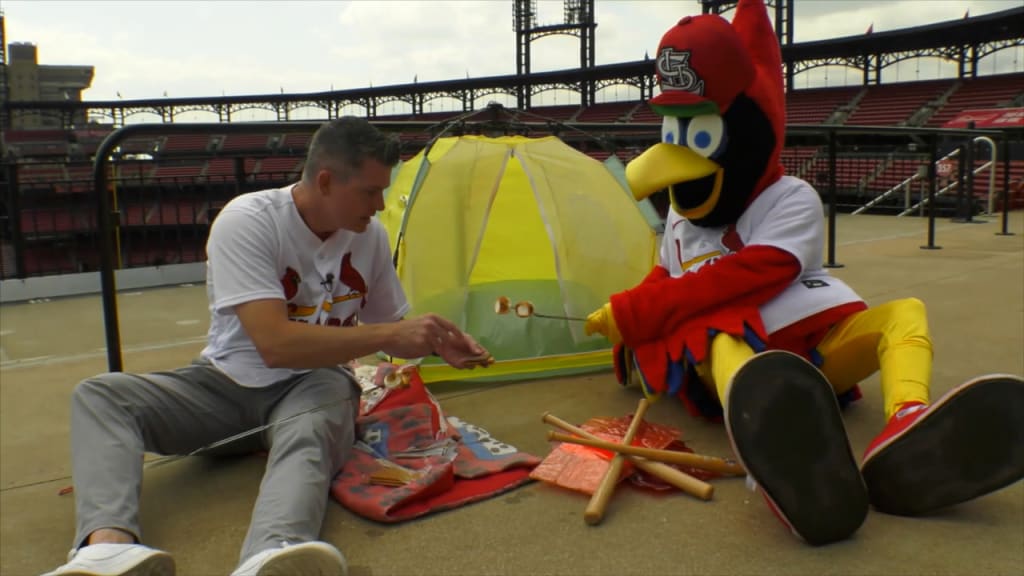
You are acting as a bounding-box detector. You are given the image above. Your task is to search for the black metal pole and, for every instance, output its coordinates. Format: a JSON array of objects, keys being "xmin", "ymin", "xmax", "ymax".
[
  {"xmin": 93, "ymin": 133, "xmax": 123, "ymax": 371},
  {"xmin": 953, "ymin": 143, "xmax": 968, "ymax": 222},
  {"xmin": 825, "ymin": 130, "xmax": 843, "ymax": 268},
  {"xmin": 5, "ymin": 161, "xmax": 27, "ymax": 279},
  {"xmin": 922, "ymin": 134, "xmax": 942, "ymax": 250},
  {"xmin": 964, "ymin": 127, "xmax": 974, "ymax": 222},
  {"xmin": 997, "ymin": 135, "xmax": 1014, "ymax": 236}
]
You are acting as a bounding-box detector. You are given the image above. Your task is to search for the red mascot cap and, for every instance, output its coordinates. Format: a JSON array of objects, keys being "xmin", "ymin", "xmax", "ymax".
[{"xmin": 650, "ymin": 14, "xmax": 756, "ymax": 116}]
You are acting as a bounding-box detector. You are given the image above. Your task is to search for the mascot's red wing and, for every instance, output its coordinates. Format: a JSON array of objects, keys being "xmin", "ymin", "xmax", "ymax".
[{"xmin": 612, "ymin": 245, "xmax": 800, "ymax": 347}]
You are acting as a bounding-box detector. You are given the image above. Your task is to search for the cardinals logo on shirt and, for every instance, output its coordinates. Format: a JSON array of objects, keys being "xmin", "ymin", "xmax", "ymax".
[
  {"xmin": 280, "ymin": 267, "xmax": 301, "ymax": 300},
  {"xmin": 338, "ymin": 252, "xmax": 368, "ymax": 308},
  {"xmin": 721, "ymin": 223, "xmax": 745, "ymax": 252},
  {"xmin": 327, "ymin": 252, "xmax": 369, "ymax": 328},
  {"xmin": 670, "ymin": 224, "xmax": 746, "ymax": 274}
]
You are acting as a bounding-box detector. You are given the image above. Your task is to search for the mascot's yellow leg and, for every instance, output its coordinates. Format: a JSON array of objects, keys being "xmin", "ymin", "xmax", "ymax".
[
  {"xmin": 694, "ymin": 298, "xmax": 931, "ymax": 418},
  {"xmin": 694, "ymin": 333, "xmax": 757, "ymax": 407},
  {"xmin": 816, "ymin": 298, "xmax": 932, "ymax": 419}
]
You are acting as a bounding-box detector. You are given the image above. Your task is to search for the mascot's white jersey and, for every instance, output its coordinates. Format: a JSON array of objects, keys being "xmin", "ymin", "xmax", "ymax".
[{"xmin": 659, "ymin": 175, "xmax": 863, "ymax": 334}]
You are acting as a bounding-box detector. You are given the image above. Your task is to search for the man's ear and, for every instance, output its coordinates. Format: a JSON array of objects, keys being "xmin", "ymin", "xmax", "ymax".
[{"xmin": 316, "ymin": 169, "xmax": 332, "ymax": 195}]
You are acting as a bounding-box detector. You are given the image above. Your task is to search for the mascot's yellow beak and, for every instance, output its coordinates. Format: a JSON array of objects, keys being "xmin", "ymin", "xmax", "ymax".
[{"xmin": 625, "ymin": 143, "xmax": 723, "ymax": 221}]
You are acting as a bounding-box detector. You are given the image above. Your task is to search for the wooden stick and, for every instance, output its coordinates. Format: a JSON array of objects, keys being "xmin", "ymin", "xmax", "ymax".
[
  {"xmin": 583, "ymin": 399, "xmax": 649, "ymax": 525},
  {"xmin": 547, "ymin": 431, "xmax": 745, "ymax": 476},
  {"xmin": 541, "ymin": 412, "xmax": 714, "ymax": 502}
]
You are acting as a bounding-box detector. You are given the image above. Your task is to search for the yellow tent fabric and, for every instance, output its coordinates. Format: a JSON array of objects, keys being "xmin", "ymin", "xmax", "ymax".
[{"xmin": 380, "ymin": 135, "xmax": 657, "ymax": 383}]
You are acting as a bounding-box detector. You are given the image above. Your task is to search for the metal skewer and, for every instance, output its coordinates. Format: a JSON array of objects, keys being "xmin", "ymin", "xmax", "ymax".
[
  {"xmin": 530, "ymin": 312, "xmax": 588, "ymax": 322},
  {"xmin": 495, "ymin": 296, "xmax": 588, "ymax": 322}
]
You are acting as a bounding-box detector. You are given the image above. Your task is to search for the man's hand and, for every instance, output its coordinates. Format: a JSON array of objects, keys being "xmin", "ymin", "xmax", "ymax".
[
  {"xmin": 434, "ymin": 331, "xmax": 492, "ymax": 369},
  {"xmin": 388, "ymin": 314, "xmax": 491, "ymax": 369},
  {"xmin": 385, "ymin": 314, "xmax": 460, "ymax": 359},
  {"xmin": 585, "ymin": 303, "xmax": 622, "ymax": 345}
]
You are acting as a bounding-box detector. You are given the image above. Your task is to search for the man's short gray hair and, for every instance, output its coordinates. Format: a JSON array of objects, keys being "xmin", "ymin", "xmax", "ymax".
[{"xmin": 302, "ymin": 116, "xmax": 400, "ymax": 184}]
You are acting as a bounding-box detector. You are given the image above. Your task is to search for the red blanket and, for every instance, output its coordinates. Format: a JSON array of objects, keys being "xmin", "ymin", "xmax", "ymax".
[{"xmin": 331, "ymin": 364, "xmax": 540, "ymax": 523}]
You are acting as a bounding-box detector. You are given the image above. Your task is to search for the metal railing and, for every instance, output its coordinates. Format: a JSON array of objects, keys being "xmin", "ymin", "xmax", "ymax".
[{"xmin": 851, "ymin": 135, "xmax": 1000, "ymax": 217}]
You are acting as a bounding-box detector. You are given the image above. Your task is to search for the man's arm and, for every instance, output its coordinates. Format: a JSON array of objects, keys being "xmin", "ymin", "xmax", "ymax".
[
  {"xmin": 233, "ymin": 299, "xmax": 396, "ymax": 368},
  {"xmin": 214, "ymin": 208, "xmax": 485, "ymax": 369},
  {"xmin": 235, "ymin": 299, "xmax": 481, "ymax": 369}
]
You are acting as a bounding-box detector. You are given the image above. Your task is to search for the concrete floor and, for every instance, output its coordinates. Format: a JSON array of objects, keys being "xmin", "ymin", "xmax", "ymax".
[{"xmin": 2, "ymin": 212, "xmax": 1022, "ymax": 576}]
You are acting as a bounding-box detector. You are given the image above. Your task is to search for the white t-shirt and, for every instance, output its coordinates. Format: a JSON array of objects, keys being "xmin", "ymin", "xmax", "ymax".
[
  {"xmin": 659, "ymin": 175, "xmax": 863, "ymax": 334},
  {"xmin": 200, "ymin": 185, "xmax": 409, "ymax": 388}
]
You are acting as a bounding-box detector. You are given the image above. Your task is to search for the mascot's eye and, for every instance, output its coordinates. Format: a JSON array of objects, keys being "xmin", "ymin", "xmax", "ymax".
[
  {"xmin": 684, "ymin": 114, "xmax": 727, "ymax": 159},
  {"xmin": 661, "ymin": 116, "xmax": 683, "ymax": 145}
]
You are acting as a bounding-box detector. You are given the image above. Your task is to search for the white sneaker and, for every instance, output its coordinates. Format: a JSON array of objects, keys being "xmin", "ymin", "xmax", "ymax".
[
  {"xmin": 231, "ymin": 541, "xmax": 347, "ymax": 576},
  {"xmin": 41, "ymin": 543, "xmax": 174, "ymax": 576}
]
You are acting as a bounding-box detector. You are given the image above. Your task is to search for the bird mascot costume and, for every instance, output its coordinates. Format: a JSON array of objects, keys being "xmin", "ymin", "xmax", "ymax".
[{"xmin": 584, "ymin": 0, "xmax": 1024, "ymax": 545}]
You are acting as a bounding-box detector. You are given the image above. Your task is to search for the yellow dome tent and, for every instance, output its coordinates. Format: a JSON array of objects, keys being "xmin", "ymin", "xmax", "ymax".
[{"xmin": 380, "ymin": 135, "xmax": 657, "ymax": 383}]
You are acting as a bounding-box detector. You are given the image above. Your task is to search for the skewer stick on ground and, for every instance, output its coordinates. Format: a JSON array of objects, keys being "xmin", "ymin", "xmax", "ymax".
[
  {"xmin": 583, "ymin": 398, "xmax": 649, "ymax": 525},
  {"xmin": 547, "ymin": 431, "xmax": 745, "ymax": 476},
  {"xmin": 541, "ymin": 412, "xmax": 714, "ymax": 502}
]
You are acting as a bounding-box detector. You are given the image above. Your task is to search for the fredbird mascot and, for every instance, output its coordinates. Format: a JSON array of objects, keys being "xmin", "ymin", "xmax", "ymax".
[{"xmin": 584, "ymin": 0, "xmax": 1024, "ymax": 546}]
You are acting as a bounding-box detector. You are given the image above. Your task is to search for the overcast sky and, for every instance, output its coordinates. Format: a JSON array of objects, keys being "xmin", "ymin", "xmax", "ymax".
[{"xmin": 3, "ymin": 0, "xmax": 1021, "ymax": 113}]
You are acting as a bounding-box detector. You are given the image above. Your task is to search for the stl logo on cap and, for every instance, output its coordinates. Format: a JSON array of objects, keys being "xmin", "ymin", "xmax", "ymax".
[
  {"xmin": 656, "ymin": 48, "xmax": 705, "ymax": 96},
  {"xmin": 648, "ymin": 13, "xmax": 755, "ymax": 115}
]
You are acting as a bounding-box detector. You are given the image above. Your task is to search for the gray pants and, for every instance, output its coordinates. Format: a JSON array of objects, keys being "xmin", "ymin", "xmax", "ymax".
[{"xmin": 69, "ymin": 358, "xmax": 359, "ymax": 564}]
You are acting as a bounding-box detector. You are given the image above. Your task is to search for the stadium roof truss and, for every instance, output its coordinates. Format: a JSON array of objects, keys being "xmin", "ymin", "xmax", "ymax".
[
  {"xmin": 3, "ymin": 7, "xmax": 1021, "ymax": 129},
  {"xmin": 789, "ymin": 9, "xmax": 1023, "ymax": 86}
]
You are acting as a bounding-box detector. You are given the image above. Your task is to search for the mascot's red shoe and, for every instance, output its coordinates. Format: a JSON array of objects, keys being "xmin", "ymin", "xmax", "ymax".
[
  {"xmin": 861, "ymin": 375, "xmax": 1024, "ymax": 516},
  {"xmin": 726, "ymin": 351, "xmax": 868, "ymax": 546}
]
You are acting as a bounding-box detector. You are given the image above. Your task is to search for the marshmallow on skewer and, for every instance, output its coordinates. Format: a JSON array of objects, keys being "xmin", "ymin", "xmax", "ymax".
[
  {"xmin": 514, "ymin": 301, "xmax": 535, "ymax": 318},
  {"xmin": 495, "ymin": 296, "xmax": 511, "ymax": 315}
]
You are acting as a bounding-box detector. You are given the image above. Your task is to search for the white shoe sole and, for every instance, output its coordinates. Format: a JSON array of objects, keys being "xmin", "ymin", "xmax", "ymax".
[
  {"xmin": 52, "ymin": 551, "xmax": 174, "ymax": 576},
  {"xmin": 251, "ymin": 543, "xmax": 347, "ymax": 576}
]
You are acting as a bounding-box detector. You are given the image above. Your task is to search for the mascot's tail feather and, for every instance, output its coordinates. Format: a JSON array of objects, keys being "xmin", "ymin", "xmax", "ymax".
[{"xmin": 731, "ymin": 0, "xmax": 785, "ymax": 188}]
